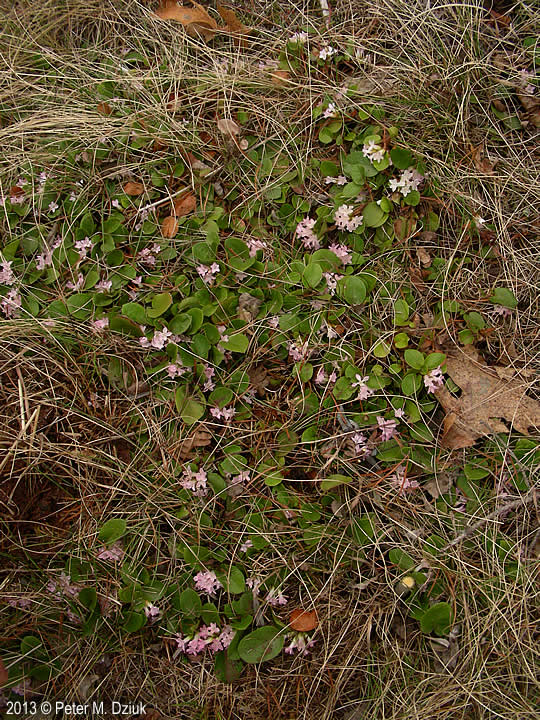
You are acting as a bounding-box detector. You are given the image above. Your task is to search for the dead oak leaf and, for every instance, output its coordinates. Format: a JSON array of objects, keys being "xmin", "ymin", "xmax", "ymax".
[
  {"xmin": 170, "ymin": 427, "xmax": 212, "ymax": 460},
  {"xmin": 155, "ymin": 1, "xmax": 218, "ymax": 41},
  {"xmin": 216, "ymin": 3, "xmax": 251, "ymax": 46},
  {"xmin": 123, "ymin": 181, "xmax": 145, "ymax": 196},
  {"xmin": 436, "ymin": 353, "xmax": 540, "ymax": 449},
  {"xmin": 289, "ymin": 608, "xmax": 318, "ymax": 632},
  {"xmin": 174, "ymin": 192, "xmax": 196, "ymax": 217},
  {"xmin": 161, "ymin": 215, "xmax": 178, "ymax": 238}
]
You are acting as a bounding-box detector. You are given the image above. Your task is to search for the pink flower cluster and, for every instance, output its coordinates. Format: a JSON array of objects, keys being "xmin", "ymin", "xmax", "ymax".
[
  {"xmin": 266, "ymin": 589, "xmax": 288, "ymax": 607},
  {"xmin": 323, "ymin": 102, "xmax": 338, "ymax": 119},
  {"xmin": 377, "ymin": 416, "xmax": 398, "ymax": 442},
  {"xmin": 0, "ymin": 288, "xmax": 22, "ymax": 318},
  {"xmin": 46, "ymin": 573, "xmax": 81, "ymax": 599},
  {"xmin": 351, "ymin": 432, "xmax": 371, "ymax": 458},
  {"xmin": 328, "ymin": 243, "xmax": 352, "ymax": 265},
  {"xmin": 0, "ymin": 260, "xmax": 16, "ymax": 285},
  {"xmin": 323, "ymin": 272, "xmax": 343, "ymax": 295},
  {"xmin": 137, "ymin": 243, "xmax": 161, "ymax": 266},
  {"xmin": 36, "ymin": 235, "xmax": 63, "ymax": 269},
  {"xmin": 423, "ymin": 366, "xmax": 444, "ymax": 393},
  {"xmin": 389, "ymin": 167, "xmax": 424, "ymax": 197},
  {"xmin": 95, "ymin": 277, "xmax": 112, "ymax": 293},
  {"xmin": 167, "ymin": 363, "xmax": 187, "ymax": 379},
  {"xmin": 390, "ymin": 465, "xmax": 420, "ymax": 494},
  {"xmin": 66, "ymin": 273, "xmax": 84, "ymax": 291},
  {"xmin": 351, "ymin": 374, "xmax": 374, "ymax": 401},
  {"xmin": 284, "ymin": 632, "xmax": 315, "ymax": 655},
  {"xmin": 139, "ymin": 327, "xmax": 173, "ymax": 350},
  {"xmin": 5, "ymin": 596, "xmax": 33, "ymax": 610},
  {"xmin": 246, "ymin": 237, "xmax": 268, "ymax": 257},
  {"xmin": 296, "ymin": 217, "xmax": 320, "ymax": 250},
  {"xmin": 96, "ymin": 541, "xmax": 125, "ymax": 563},
  {"xmin": 334, "ymin": 204, "xmax": 362, "ymax": 232},
  {"xmin": 176, "ymin": 623, "xmax": 235, "ymax": 657},
  {"xmin": 227, "ymin": 471, "xmax": 250, "ymax": 498},
  {"xmin": 362, "ymin": 140, "xmax": 386, "ymax": 163},
  {"xmin": 74, "ymin": 236, "xmax": 93, "ymax": 260},
  {"xmin": 194, "ymin": 571, "xmax": 222, "ymax": 596},
  {"xmin": 210, "ymin": 405, "xmax": 235, "ymax": 422},
  {"xmin": 202, "ymin": 364, "xmax": 216, "ymax": 391},
  {"xmin": 314, "ymin": 367, "xmax": 337, "ymax": 385},
  {"xmin": 197, "ymin": 263, "xmax": 220, "ymax": 286},
  {"xmin": 144, "ymin": 602, "xmax": 161, "ymax": 622},
  {"xmin": 288, "ymin": 340, "xmax": 310, "ymax": 362},
  {"xmin": 324, "ymin": 175, "xmax": 347, "ymax": 186},
  {"xmin": 180, "ymin": 467, "xmax": 209, "ymax": 497}
]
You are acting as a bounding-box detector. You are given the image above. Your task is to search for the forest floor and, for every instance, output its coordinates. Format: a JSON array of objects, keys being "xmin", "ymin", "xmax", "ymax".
[{"xmin": 0, "ymin": 1, "xmax": 539, "ymax": 719}]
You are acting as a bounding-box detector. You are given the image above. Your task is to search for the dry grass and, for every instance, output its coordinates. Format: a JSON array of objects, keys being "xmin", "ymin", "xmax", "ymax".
[{"xmin": 1, "ymin": 1, "xmax": 539, "ymax": 718}]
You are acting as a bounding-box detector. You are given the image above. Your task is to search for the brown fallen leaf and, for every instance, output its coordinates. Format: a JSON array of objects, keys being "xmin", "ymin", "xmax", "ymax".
[
  {"xmin": 416, "ymin": 247, "xmax": 432, "ymax": 267},
  {"xmin": 289, "ymin": 608, "xmax": 318, "ymax": 632},
  {"xmin": 471, "ymin": 143, "xmax": 497, "ymax": 174},
  {"xmin": 155, "ymin": 1, "xmax": 218, "ymax": 42},
  {"xmin": 436, "ymin": 353, "xmax": 540, "ymax": 449},
  {"xmin": 217, "ymin": 118, "xmax": 241, "ymax": 136},
  {"xmin": 97, "ymin": 101, "xmax": 112, "ymax": 116},
  {"xmin": 174, "ymin": 192, "xmax": 197, "ymax": 217},
  {"xmin": 271, "ymin": 70, "xmax": 290, "ymax": 86},
  {"xmin": 123, "ymin": 181, "xmax": 144, "ymax": 196},
  {"xmin": 161, "ymin": 215, "xmax": 178, "ymax": 238},
  {"xmin": 170, "ymin": 427, "xmax": 212, "ymax": 460},
  {"xmin": 248, "ymin": 365, "xmax": 269, "ymax": 397},
  {"xmin": 216, "ymin": 3, "xmax": 251, "ymax": 46}
]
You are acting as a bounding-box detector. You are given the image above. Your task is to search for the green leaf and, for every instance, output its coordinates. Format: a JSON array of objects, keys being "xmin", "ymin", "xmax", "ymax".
[
  {"xmin": 179, "ymin": 588, "xmax": 202, "ymax": 619},
  {"xmin": 394, "ymin": 332, "xmax": 409, "ymax": 349},
  {"xmin": 221, "ymin": 566, "xmax": 245, "ymax": 594},
  {"xmin": 404, "ymin": 349, "xmax": 425, "ymax": 369},
  {"xmin": 363, "ymin": 202, "xmax": 387, "ymax": 227},
  {"xmin": 401, "ymin": 373, "xmax": 422, "ymax": 396},
  {"xmin": 169, "ymin": 313, "xmax": 192, "ymax": 334},
  {"xmin": 373, "ymin": 339, "xmax": 391, "ymax": 358},
  {"xmin": 123, "ymin": 611, "xmax": 146, "ymax": 633},
  {"xmin": 340, "ymin": 276, "xmax": 367, "ymax": 304},
  {"xmin": 424, "ymin": 352, "xmax": 446, "ymax": 371},
  {"xmin": 389, "ymin": 548, "xmax": 415, "ymax": 570},
  {"xmin": 404, "ymin": 190, "xmax": 420, "ymax": 206},
  {"xmin": 237, "ymin": 626, "xmax": 284, "ymax": 664},
  {"xmin": 390, "ymin": 148, "xmax": 413, "ymax": 170},
  {"xmin": 318, "ymin": 126, "xmax": 334, "ymax": 144},
  {"xmin": 320, "ymin": 160, "xmax": 339, "ymax": 177},
  {"xmin": 208, "ymin": 386, "xmax": 234, "ymax": 408},
  {"xmin": 80, "ymin": 212, "xmax": 95, "ymax": 235},
  {"xmin": 302, "ymin": 262, "xmax": 323, "ymax": 289},
  {"xmin": 221, "ymin": 333, "xmax": 249, "ymax": 353},
  {"xmin": 394, "ymin": 299, "xmax": 409, "ymax": 325},
  {"xmin": 79, "ymin": 587, "xmax": 98, "ymax": 611},
  {"xmin": 201, "ymin": 602, "xmax": 220, "ymax": 626},
  {"xmin": 98, "ymin": 518, "xmax": 127, "ymax": 544},
  {"xmin": 147, "ymin": 292, "xmax": 172, "ymax": 318},
  {"xmin": 321, "ymin": 474, "xmax": 352, "ymax": 491},
  {"xmin": 295, "ymin": 362, "xmax": 313, "ymax": 383},
  {"xmin": 420, "ymin": 602, "xmax": 453, "ymax": 636},
  {"xmin": 490, "ymin": 287, "xmax": 517, "ymax": 309},
  {"xmin": 121, "ymin": 302, "xmax": 147, "ymax": 325},
  {"xmin": 175, "ymin": 386, "xmax": 205, "ymax": 425},
  {"xmin": 108, "ymin": 315, "xmax": 143, "ymax": 337}
]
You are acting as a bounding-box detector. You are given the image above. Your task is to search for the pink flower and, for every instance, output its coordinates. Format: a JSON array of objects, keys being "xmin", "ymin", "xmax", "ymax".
[
  {"xmin": 180, "ymin": 467, "xmax": 208, "ymax": 497},
  {"xmin": 197, "ymin": 263, "xmax": 220, "ymax": 286},
  {"xmin": 47, "ymin": 573, "xmax": 81, "ymax": 599},
  {"xmin": 323, "ymin": 272, "xmax": 342, "ymax": 295},
  {"xmin": 144, "ymin": 603, "xmax": 161, "ymax": 621},
  {"xmin": 246, "ymin": 576, "xmax": 262, "ymax": 595},
  {"xmin": 285, "ymin": 633, "xmax": 315, "ymax": 655},
  {"xmin": 424, "ymin": 366, "xmax": 444, "ymax": 393},
  {"xmin": 334, "ymin": 204, "xmax": 362, "ymax": 232},
  {"xmin": 323, "ymin": 102, "xmax": 338, "ymax": 118},
  {"xmin": 96, "ymin": 541, "xmax": 124, "ymax": 562},
  {"xmin": 377, "ymin": 416, "xmax": 398, "ymax": 442},
  {"xmin": 167, "ymin": 363, "xmax": 186, "ymax": 379},
  {"xmin": 228, "ymin": 471, "xmax": 250, "ymax": 498},
  {"xmin": 194, "ymin": 571, "xmax": 222, "ymax": 596},
  {"xmin": 390, "ymin": 465, "xmax": 420, "ymax": 494},
  {"xmin": 493, "ymin": 305, "xmax": 513, "ymax": 318},
  {"xmin": 0, "ymin": 260, "xmax": 16, "ymax": 286},
  {"xmin": 240, "ymin": 538, "xmax": 253, "ymax": 552},
  {"xmin": 48, "ymin": 201, "xmax": 59, "ymax": 212},
  {"xmin": 137, "ymin": 247, "xmax": 156, "ymax": 265},
  {"xmin": 351, "ymin": 375, "xmax": 374, "ymax": 401},
  {"xmin": 319, "ymin": 45, "xmax": 337, "ymax": 60},
  {"xmin": 394, "ymin": 408, "xmax": 406, "ymax": 419},
  {"xmin": 1, "ymin": 288, "xmax": 22, "ymax": 318},
  {"xmin": 328, "ymin": 243, "xmax": 352, "ymax": 264},
  {"xmin": 210, "ymin": 405, "xmax": 235, "ymax": 422},
  {"xmin": 362, "ymin": 140, "xmax": 385, "ymax": 163},
  {"xmin": 112, "ymin": 199, "xmax": 120, "ymax": 208},
  {"xmin": 296, "ymin": 217, "xmax": 320, "ymax": 250},
  {"xmin": 389, "ymin": 167, "xmax": 424, "ymax": 197},
  {"xmin": 74, "ymin": 237, "xmax": 93, "ymax": 259},
  {"xmin": 246, "ymin": 237, "xmax": 268, "ymax": 257},
  {"xmin": 288, "ymin": 340, "xmax": 309, "ymax": 362},
  {"xmin": 147, "ymin": 327, "xmax": 173, "ymax": 350},
  {"xmin": 351, "ymin": 432, "xmax": 371, "ymax": 458},
  {"xmin": 266, "ymin": 589, "xmax": 288, "ymax": 606},
  {"xmin": 324, "ymin": 175, "xmax": 348, "ymax": 185},
  {"xmin": 95, "ymin": 278, "xmax": 112, "ymax": 293}
]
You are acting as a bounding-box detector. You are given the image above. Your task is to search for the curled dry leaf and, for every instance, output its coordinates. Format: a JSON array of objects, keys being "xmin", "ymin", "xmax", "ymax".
[
  {"xmin": 271, "ymin": 70, "xmax": 290, "ymax": 86},
  {"xmin": 155, "ymin": 1, "xmax": 218, "ymax": 41},
  {"xmin": 416, "ymin": 247, "xmax": 432, "ymax": 267},
  {"xmin": 247, "ymin": 364, "xmax": 269, "ymax": 397},
  {"xmin": 171, "ymin": 427, "xmax": 212, "ymax": 460},
  {"xmin": 216, "ymin": 3, "xmax": 251, "ymax": 46},
  {"xmin": 123, "ymin": 181, "xmax": 144, "ymax": 196},
  {"xmin": 173, "ymin": 192, "xmax": 197, "ymax": 217},
  {"xmin": 436, "ymin": 352, "xmax": 540, "ymax": 449},
  {"xmin": 289, "ymin": 608, "xmax": 319, "ymax": 632},
  {"xmin": 217, "ymin": 118, "xmax": 241, "ymax": 136},
  {"xmin": 97, "ymin": 101, "xmax": 112, "ymax": 116},
  {"xmin": 161, "ymin": 215, "xmax": 178, "ymax": 238}
]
